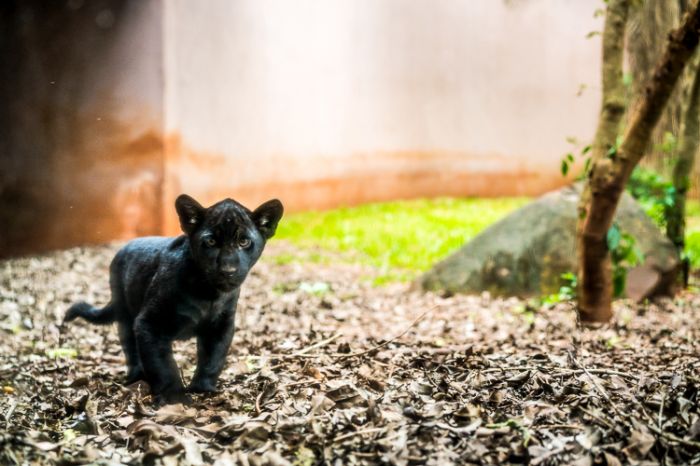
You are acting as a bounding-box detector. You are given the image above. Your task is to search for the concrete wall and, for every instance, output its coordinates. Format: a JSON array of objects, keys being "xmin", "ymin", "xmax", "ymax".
[
  {"xmin": 0, "ymin": 0, "xmax": 164, "ymax": 257},
  {"xmin": 1, "ymin": 0, "xmax": 603, "ymax": 255},
  {"xmin": 162, "ymin": 0, "xmax": 602, "ymax": 233}
]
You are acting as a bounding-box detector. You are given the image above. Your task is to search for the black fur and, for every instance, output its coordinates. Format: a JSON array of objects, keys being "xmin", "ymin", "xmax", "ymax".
[{"xmin": 64, "ymin": 195, "xmax": 283, "ymax": 404}]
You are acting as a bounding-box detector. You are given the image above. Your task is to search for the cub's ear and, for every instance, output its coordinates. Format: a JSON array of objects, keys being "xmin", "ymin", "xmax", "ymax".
[
  {"xmin": 252, "ymin": 199, "xmax": 284, "ymax": 239},
  {"xmin": 175, "ymin": 194, "xmax": 206, "ymax": 235}
]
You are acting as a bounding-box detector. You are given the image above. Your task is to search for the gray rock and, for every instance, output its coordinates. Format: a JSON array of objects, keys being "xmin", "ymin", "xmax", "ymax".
[{"xmin": 418, "ymin": 184, "xmax": 679, "ymax": 298}]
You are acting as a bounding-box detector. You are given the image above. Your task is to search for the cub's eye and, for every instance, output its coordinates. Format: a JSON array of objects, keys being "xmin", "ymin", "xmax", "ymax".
[
  {"xmin": 204, "ymin": 237, "xmax": 216, "ymax": 247},
  {"xmin": 238, "ymin": 237, "xmax": 251, "ymax": 249}
]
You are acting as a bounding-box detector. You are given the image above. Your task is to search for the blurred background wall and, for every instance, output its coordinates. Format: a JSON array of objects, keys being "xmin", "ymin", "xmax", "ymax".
[
  {"xmin": 1, "ymin": 0, "xmax": 602, "ymax": 256},
  {"xmin": 161, "ymin": 0, "xmax": 603, "ymax": 232},
  {"xmin": 0, "ymin": 0, "xmax": 163, "ymax": 257}
]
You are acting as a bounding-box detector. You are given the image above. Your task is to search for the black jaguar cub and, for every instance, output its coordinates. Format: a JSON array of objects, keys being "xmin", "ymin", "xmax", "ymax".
[{"xmin": 64, "ymin": 194, "xmax": 283, "ymax": 404}]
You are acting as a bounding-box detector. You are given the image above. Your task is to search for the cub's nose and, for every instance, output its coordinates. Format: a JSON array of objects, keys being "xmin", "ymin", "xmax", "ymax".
[{"xmin": 221, "ymin": 265, "xmax": 237, "ymax": 274}]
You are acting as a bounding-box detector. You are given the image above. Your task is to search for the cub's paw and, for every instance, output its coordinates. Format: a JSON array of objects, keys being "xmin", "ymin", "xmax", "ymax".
[
  {"xmin": 188, "ymin": 379, "xmax": 218, "ymax": 394},
  {"xmin": 158, "ymin": 393, "xmax": 193, "ymax": 406},
  {"xmin": 156, "ymin": 389, "xmax": 192, "ymax": 406},
  {"xmin": 125, "ymin": 367, "xmax": 145, "ymax": 385}
]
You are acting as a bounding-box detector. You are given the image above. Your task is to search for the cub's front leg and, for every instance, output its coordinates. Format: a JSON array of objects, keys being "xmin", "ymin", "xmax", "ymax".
[
  {"xmin": 189, "ymin": 313, "xmax": 235, "ymax": 393},
  {"xmin": 133, "ymin": 314, "xmax": 190, "ymax": 404}
]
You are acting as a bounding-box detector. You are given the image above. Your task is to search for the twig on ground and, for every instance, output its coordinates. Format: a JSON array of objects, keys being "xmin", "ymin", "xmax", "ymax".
[
  {"xmin": 292, "ymin": 333, "xmax": 342, "ymax": 356},
  {"xmin": 255, "ymin": 388, "xmax": 264, "ymax": 415},
  {"xmin": 645, "ymin": 419, "xmax": 700, "ymax": 449},
  {"xmin": 539, "ymin": 424, "xmax": 585, "ymax": 431},
  {"xmin": 564, "ymin": 350, "xmax": 700, "ymax": 452},
  {"xmin": 280, "ymin": 379, "xmax": 323, "ymax": 389},
  {"xmin": 389, "ymin": 345, "xmax": 475, "ymax": 355},
  {"xmin": 353, "ymin": 452, "xmax": 379, "ymax": 458},
  {"xmin": 580, "ymin": 407, "xmax": 615, "ymax": 429},
  {"xmin": 565, "ymin": 368, "xmax": 640, "ymax": 380},
  {"xmin": 481, "ymin": 366, "xmax": 538, "ymax": 374},
  {"xmin": 567, "ymin": 353, "xmax": 700, "ymax": 449},
  {"xmin": 479, "ymin": 365, "xmax": 640, "ymax": 381},
  {"xmin": 176, "ymin": 424, "xmax": 216, "ymax": 440},
  {"xmin": 4, "ymin": 399, "xmax": 17, "ymax": 428},
  {"xmin": 531, "ymin": 446, "xmax": 571, "ymax": 466},
  {"xmin": 630, "ymin": 391, "xmax": 700, "ymax": 450},
  {"xmin": 567, "ymin": 350, "xmax": 626, "ymax": 421},
  {"xmin": 433, "ymin": 421, "xmax": 482, "ymax": 435},
  {"xmin": 243, "ymin": 353, "xmax": 322, "ymax": 359},
  {"xmin": 336, "ymin": 305, "xmax": 440, "ymax": 360},
  {"xmin": 237, "ymin": 333, "xmax": 342, "ymax": 361},
  {"xmin": 332, "ymin": 427, "xmax": 386, "ymax": 443}
]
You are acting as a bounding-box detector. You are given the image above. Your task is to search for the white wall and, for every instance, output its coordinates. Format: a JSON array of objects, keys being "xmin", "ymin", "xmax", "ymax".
[{"xmin": 162, "ymin": 0, "xmax": 603, "ymax": 229}]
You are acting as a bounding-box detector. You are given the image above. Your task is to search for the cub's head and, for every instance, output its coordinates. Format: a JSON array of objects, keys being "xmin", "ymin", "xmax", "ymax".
[{"xmin": 175, "ymin": 194, "xmax": 284, "ymax": 291}]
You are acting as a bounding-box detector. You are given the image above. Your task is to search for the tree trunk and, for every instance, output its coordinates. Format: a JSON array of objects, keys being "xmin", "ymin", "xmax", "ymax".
[
  {"xmin": 578, "ymin": 1, "xmax": 700, "ymax": 323},
  {"xmin": 576, "ymin": 0, "xmax": 630, "ymax": 321},
  {"xmin": 667, "ymin": 56, "xmax": 700, "ymax": 286},
  {"xmin": 627, "ymin": 0, "xmax": 684, "ymax": 168}
]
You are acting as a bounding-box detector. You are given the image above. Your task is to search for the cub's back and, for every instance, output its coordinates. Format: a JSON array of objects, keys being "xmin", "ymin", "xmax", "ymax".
[{"xmin": 111, "ymin": 236, "xmax": 186, "ymax": 315}]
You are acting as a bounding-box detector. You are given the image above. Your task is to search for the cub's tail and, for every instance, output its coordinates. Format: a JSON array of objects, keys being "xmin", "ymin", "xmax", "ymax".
[{"xmin": 64, "ymin": 302, "xmax": 116, "ymax": 325}]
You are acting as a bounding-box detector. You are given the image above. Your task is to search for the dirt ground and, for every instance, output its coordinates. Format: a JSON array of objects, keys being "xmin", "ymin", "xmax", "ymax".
[{"xmin": 0, "ymin": 242, "xmax": 698, "ymax": 465}]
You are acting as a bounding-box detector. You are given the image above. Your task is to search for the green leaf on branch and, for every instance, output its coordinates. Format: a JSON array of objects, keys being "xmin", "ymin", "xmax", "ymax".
[
  {"xmin": 607, "ymin": 224, "xmax": 621, "ymax": 251},
  {"xmin": 655, "ymin": 131, "xmax": 677, "ymax": 156},
  {"xmin": 623, "ymin": 72, "xmax": 633, "ymax": 88},
  {"xmin": 613, "ymin": 269, "xmax": 626, "ymax": 299},
  {"xmin": 607, "ymin": 224, "xmax": 644, "ymax": 297},
  {"xmin": 560, "ymin": 153, "xmax": 577, "ymax": 177},
  {"xmin": 606, "ymin": 136, "xmax": 623, "ymax": 159},
  {"xmin": 541, "ymin": 272, "xmax": 578, "ymax": 305},
  {"xmin": 626, "ymin": 167, "xmax": 675, "ymax": 228}
]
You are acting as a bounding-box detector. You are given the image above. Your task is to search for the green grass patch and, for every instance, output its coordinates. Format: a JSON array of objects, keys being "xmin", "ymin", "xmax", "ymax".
[
  {"xmin": 46, "ymin": 347, "xmax": 78, "ymax": 359},
  {"xmin": 276, "ymin": 197, "xmax": 530, "ymax": 282},
  {"xmin": 685, "ymin": 200, "xmax": 700, "ymax": 268},
  {"xmin": 686, "ymin": 199, "xmax": 700, "ymax": 230},
  {"xmin": 685, "ymin": 232, "xmax": 700, "ymax": 268},
  {"xmin": 275, "ymin": 196, "xmax": 700, "ymax": 283}
]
